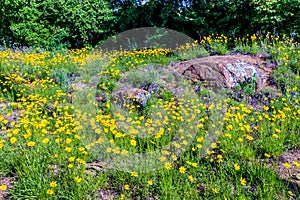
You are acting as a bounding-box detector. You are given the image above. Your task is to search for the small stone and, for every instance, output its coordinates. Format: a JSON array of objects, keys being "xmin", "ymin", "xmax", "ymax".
[{"xmin": 112, "ymin": 88, "xmax": 150, "ymax": 108}]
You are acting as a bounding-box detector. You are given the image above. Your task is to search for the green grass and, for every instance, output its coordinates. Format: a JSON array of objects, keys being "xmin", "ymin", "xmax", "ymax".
[{"xmin": 0, "ymin": 33, "xmax": 300, "ymax": 199}]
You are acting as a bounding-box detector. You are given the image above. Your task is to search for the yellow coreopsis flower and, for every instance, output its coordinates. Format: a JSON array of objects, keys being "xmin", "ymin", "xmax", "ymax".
[
  {"xmin": 292, "ymin": 161, "xmax": 300, "ymax": 167},
  {"xmin": 275, "ymin": 128, "xmax": 281, "ymax": 133},
  {"xmin": 47, "ymin": 189, "xmax": 54, "ymax": 195},
  {"xmin": 245, "ymin": 134, "xmax": 254, "ymax": 141},
  {"xmin": 0, "ymin": 184, "xmax": 7, "ymax": 191},
  {"xmin": 65, "ymin": 147, "xmax": 72, "ymax": 152},
  {"xmin": 188, "ymin": 175, "xmax": 194, "ymax": 182},
  {"xmin": 130, "ymin": 139, "xmax": 137, "ymax": 147},
  {"xmin": 263, "ymin": 106, "xmax": 269, "ymax": 111},
  {"xmin": 283, "ymin": 163, "xmax": 292, "ymax": 169},
  {"xmin": 234, "ymin": 164, "xmax": 240, "ymax": 171},
  {"xmin": 124, "ymin": 184, "xmax": 130, "ymax": 190},
  {"xmin": 42, "ymin": 138, "xmax": 49, "ymax": 144},
  {"xmin": 65, "ymin": 138, "xmax": 72, "ymax": 144},
  {"xmin": 10, "ymin": 137, "xmax": 17, "ymax": 144},
  {"xmin": 212, "ymin": 188, "xmax": 218, "ymax": 194},
  {"xmin": 272, "ymin": 134, "xmax": 279, "ymax": 139},
  {"xmin": 179, "ymin": 166, "xmax": 186, "ymax": 174},
  {"xmin": 74, "ymin": 176, "xmax": 82, "ymax": 183},
  {"xmin": 130, "ymin": 171, "xmax": 138, "ymax": 177},
  {"xmin": 68, "ymin": 157, "xmax": 75, "ymax": 162},
  {"xmin": 240, "ymin": 177, "xmax": 246, "ymax": 186},
  {"xmin": 12, "ymin": 129, "xmax": 20, "ymax": 135},
  {"xmin": 50, "ymin": 181, "xmax": 57, "ymax": 188},
  {"xmin": 68, "ymin": 164, "xmax": 73, "ymax": 168},
  {"xmin": 147, "ymin": 180, "xmax": 153, "ymax": 186},
  {"xmin": 264, "ymin": 153, "xmax": 271, "ymax": 158},
  {"xmin": 288, "ymin": 190, "xmax": 294, "ymax": 196},
  {"xmin": 191, "ymin": 162, "xmax": 198, "ymax": 168},
  {"xmin": 165, "ymin": 162, "xmax": 172, "ymax": 170},
  {"xmin": 27, "ymin": 141, "xmax": 36, "ymax": 147}
]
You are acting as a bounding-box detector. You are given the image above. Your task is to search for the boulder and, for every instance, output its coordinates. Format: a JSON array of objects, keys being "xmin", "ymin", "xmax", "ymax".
[
  {"xmin": 168, "ymin": 55, "xmax": 274, "ymax": 92},
  {"xmin": 112, "ymin": 88, "xmax": 150, "ymax": 107}
]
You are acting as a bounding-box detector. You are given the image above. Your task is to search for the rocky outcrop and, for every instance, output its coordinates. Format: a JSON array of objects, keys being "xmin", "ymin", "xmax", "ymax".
[
  {"xmin": 112, "ymin": 88, "xmax": 150, "ymax": 107},
  {"xmin": 168, "ymin": 55, "xmax": 274, "ymax": 92},
  {"xmin": 106, "ymin": 55, "xmax": 277, "ymax": 110}
]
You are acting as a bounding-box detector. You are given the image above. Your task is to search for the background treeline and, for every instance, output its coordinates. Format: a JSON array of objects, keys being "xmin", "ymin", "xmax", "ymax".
[{"xmin": 0, "ymin": 0, "xmax": 299, "ymax": 49}]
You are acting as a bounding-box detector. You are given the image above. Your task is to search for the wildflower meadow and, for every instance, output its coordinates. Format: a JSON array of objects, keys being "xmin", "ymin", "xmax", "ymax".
[{"xmin": 0, "ymin": 31, "xmax": 300, "ymax": 200}]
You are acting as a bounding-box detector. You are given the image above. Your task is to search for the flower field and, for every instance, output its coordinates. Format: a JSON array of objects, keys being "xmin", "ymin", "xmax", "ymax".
[{"xmin": 0, "ymin": 34, "xmax": 300, "ymax": 199}]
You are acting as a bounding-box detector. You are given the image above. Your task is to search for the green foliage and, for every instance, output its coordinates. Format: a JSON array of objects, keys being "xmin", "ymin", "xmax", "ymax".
[
  {"xmin": 251, "ymin": 0, "xmax": 300, "ymax": 34},
  {"xmin": 1, "ymin": 35, "xmax": 300, "ymax": 199},
  {"xmin": 234, "ymin": 74, "xmax": 257, "ymax": 96},
  {"xmin": 109, "ymin": 0, "xmax": 299, "ymax": 41},
  {"xmin": 160, "ymin": 90, "xmax": 173, "ymax": 101},
  {"xmin": 125, "ymin": 65, "xmax": 161, "ymax": 88},
  {"xmin": 174, "ymin": 45, "xmax": 209, "ymax": 60},
  {"xmin": 1, "ymin": 0, "xmax": 299, "ymax": 48},
  {"xmin": 98, "ymin": 76, "xmax": 117, "ymax": 92},
  {"xmin": 1, "ymin": 0, "xmax": 115, "ymax": 48}
]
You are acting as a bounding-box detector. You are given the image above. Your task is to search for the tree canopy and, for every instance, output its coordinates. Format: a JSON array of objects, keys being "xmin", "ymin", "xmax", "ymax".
[{"xmin": 0, "ymin": 0, "xmax": 299, "ymax": 48}]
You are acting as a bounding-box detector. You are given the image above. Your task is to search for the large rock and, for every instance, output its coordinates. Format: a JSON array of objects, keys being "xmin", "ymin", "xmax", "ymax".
[
  {"xmin": 112, "ymin": 88, "xmax": 150, "ymax": 107},
  {"xmin": 168, "ymin": 55, "xmax": 274, "ymax": 91}
]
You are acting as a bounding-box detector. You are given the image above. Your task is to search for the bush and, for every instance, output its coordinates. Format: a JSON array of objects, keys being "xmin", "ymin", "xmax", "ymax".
[
  {"xmin": 250, "ymin": 0, "xmax": 300, "ymax": 35},
  {"xmin": 109, "ymin": 0, "xmax": 299, "ymax": 40},
  {"xmin": 0, "ymin": 0, "xmax": 115, "ymax": 48}
]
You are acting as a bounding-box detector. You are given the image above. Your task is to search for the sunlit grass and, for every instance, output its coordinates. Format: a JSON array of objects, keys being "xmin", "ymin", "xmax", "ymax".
[{"xmin": 0, "ymin": 33, "xmax": 299, "ymax": 199}]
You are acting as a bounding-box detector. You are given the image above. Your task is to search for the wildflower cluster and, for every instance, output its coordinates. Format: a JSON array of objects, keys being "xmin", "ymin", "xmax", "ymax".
[{"xmin": 0, "ymin": 33, "xmax": 299, "ymax": 199}]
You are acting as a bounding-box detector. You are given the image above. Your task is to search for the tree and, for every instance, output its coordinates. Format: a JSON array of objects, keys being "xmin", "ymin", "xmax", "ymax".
[
  {"xmin": 251, "ymin": 0, "xmax": 300, "ymax": 35},
  {"xmin": 0, "ymin": 0, "xmax": 115, "ymax": 48}
]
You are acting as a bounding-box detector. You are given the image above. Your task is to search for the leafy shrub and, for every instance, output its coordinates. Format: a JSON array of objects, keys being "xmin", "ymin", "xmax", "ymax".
[
  {"xmin": 109, "ymin": 0, "xmax": 299, "ymax": 41},
  {"xmin": 251, "ymin": 0, "xmax": 300, "ymax": 35},
  {"xmin": 0, "ymin": 0, "xmax": 115, "ymax": 48}
]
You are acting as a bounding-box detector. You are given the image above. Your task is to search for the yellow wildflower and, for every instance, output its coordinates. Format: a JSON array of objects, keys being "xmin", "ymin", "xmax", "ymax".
[
  {"xmin": 42, "ymin": 138, "xmax": 49, "ymax": 144},
  {"xmin": 124, "ymin": 185, "xmax": 130, "ymax": 190},
  {"xmin": 188, "ymin": 175, "xmax": 194, "ymax": 182},
  {"xmin": 0, "ymin": 184, "xmax": 7, "ymax": 191},
  {"xmin": 74, "ymin": 176, "xmax": 82, "ymax": 183},
  {"xmin": 27, "ymin": 141, "xmax": 36, "ymax": 147},
  {"xmin": 130, "ymin": 139, "xmax": 137, "ymax": 147},
  {"xmin": 50, "ymin": 181, "xmax": 57, "ymax": 188},
  {"xmin": 240, "ymin": 177, "xmax": 246, "ymax": 186},
  {"xmin": 283, "ymin": 163, "xmax": 292, "ymax": 169},
  {"xmin": 292, "ymin": 161, "xmax": 300, "ymax": 167},
  {"xmin": 147, "ymin": 180, "xmax": 153, "ymax": 186},
  {"xmin": 288, "ymin": 190, "xmax": 294, "ymax": 196},
  {"xmin": 234, "ymin": 164, "xmax": 240, "ymax": 171},
  {"xmin": 47, "ymin": 189, "xmax": 54, "ymax": 195},
  {"xmin": 130, "ymin": 171, "xmax": 138, "ymax": 177},
  {"xmin": 165, "ymin": 162, "xmax": 172, "ymax": 170},
  {"xmin": 10, "ymin": 137, "xmax": 17, "ymax": 144},
  {"xmin": 264, "ymin": 153, "xmax": 271, "ymax": 158},
  {"xmin": 212, "ymin": 188, "xmax": 218, "ymax": 194},
  {"xmin": 272, "ymin": 134, "xmax": 279, "ymax": 139},
  {"xmin": 179, "ymin": 166, "xmax": 186, "ymax": 174}
]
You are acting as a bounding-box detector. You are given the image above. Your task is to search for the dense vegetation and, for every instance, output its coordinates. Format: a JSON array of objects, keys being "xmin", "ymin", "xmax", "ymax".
[
  {"xmin": 0, "ymin": 33, "xmax": 299, "ymax": 199},
  {"xmin": 0, "ymin": 0, "xmax": 300, "ymax": 199},
  {"xmin": 1, "ymin": 0, "xmax": 299, "ymax": 48}
]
